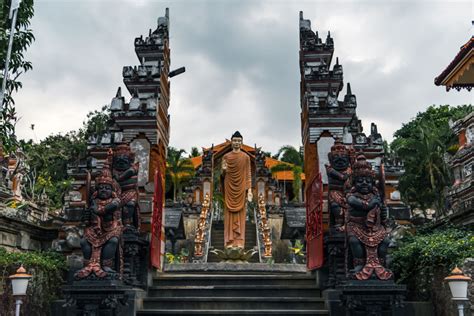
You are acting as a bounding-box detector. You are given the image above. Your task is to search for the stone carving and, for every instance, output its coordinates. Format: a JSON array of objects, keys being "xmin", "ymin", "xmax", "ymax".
[
  {"xmin": 325, "ymin": 139, "xmax": 353, "ymax": 234},
  {"xmin": 346, "ymin": 155, "xmax": 392, "ymax": 280},
  {"xmin": 76, "ymin": 153, "xmax": 123, "ymax": 279},
  {"xmin": 112, "ymin": 144, "xmax": 140, "ymax": 231}
]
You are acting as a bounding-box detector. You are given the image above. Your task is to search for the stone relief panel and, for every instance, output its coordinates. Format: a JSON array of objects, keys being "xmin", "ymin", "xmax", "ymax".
[{"xmin": 130, "ymin": 139, "xmax": 151, "ymax": 187}]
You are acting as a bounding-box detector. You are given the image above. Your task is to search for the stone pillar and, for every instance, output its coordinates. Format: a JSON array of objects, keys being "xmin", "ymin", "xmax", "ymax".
[{"xmin": 462, "ymin": 258, "xmax": 474, "ymax": 315}]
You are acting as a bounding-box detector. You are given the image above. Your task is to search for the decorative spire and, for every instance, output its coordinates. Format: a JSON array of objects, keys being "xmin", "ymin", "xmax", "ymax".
[
  {"xmin": 115, "ymin": 87, "xmax": 122, "ymax": 98},
  {"xmin": 336, "ymin": 57, "xmax": 339, "ymax": 66},
  {"xmin": 346, "ymin": 82, "xmax": 352, "ymax": 95}
]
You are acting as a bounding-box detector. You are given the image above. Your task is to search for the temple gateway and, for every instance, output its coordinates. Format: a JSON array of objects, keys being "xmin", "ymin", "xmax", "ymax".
[{"xmin": 42, "ymin": 8, "xmax": 430, "ymax": 316}]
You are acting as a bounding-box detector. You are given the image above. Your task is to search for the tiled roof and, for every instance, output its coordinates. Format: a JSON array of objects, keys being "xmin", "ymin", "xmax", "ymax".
[{"xmin": 435, "ymin": 36, "xmax": 474, "ymax": 90}]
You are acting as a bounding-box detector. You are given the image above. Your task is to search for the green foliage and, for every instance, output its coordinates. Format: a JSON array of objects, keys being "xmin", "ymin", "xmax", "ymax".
[
  {"xmin": 78, "ymin": 105, "xmax": 112, "ymax": 141},
  {"xmin": 0, "ymin": 0, "xmax": 35, "ymax": 154},
  {"xmin": 0, "ymin": 247, "xmax": 66, "ymax": 316},
  {"xmin": 20, "ymin": 132, "xmax": 85, "ymax": 209},
  {"xmin": 273, "ymin": 145, "xmax": 303, "ymax": 167},
  {"xmin": 270, "ymin": 162, "xmax": 303, "ymax": 203},
  {"xmin": 391, "ymin": 227, "xmax": 474, "ymax": 301},
  {"xmin": 391, "ymin": 105, "xmax": 472, "ymax": 212},
  {"xmin": 166, "ymin": 147, "xmax": 195, "ymax": 203},
  {"xmin": 165, "ymin": 248, "xmax": 190, "ymax": 264},
  {"xmin": 289, "ymin": 240, "xmax": 305, "ymax": 257},
  {"xmin": 189, "ymin": 147, "xmax": 200, "ymax": 158},
  {"xmin": 19, "ymin": 106, "xmax": 111, "ymax": 210}
]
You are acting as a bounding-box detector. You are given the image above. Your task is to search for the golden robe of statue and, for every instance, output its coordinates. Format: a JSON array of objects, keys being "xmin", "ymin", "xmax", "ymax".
[{"xmin": 222, "ymin": 147, "xmax": 252, "ymax": 249}]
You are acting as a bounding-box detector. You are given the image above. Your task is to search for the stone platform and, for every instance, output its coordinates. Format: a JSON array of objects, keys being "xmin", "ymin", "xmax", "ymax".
[{"xmin": 163, "ymin": 262, "xmax": 308, "ymax": 274}]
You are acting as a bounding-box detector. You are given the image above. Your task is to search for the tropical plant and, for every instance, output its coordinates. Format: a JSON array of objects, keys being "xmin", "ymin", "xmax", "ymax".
[
  {"xmin": 189, "ymin": 147, "xmax": 201, "ymax": 158},
  {"xmin": 0, "ymin": 247, "xmax": 66, "ymax": 316},
  {"xmin": 391, "ymin": 227, "xmax": 473, "ymax": 315},
  {"xmin": 271, "ymin": 145, "xmax": 304, "ymax": 203},
  {"xmin": 273, "ymin": 145, "xmax": 303, "ymax": 167},
  {"xmin": 0, "ymin": 0, "xmax": 35, "ymax": 154},
  {"xmin": 18, "ymin": 105, "xmax": 111, "ymax": 209},
  {"xmin": 391, "ymin": 105, "xmax": 472, "ymax": 213},
  {"xmin": 270, "ymin": 162, "xmax": 303, "ymax": 203},
  {"xmin": 166, "ymin": 147, "xmax": 195, "ymax": 203}
]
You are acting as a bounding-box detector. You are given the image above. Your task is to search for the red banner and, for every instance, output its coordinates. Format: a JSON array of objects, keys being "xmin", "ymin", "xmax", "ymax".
[
  {"xmin": 151, "ymin": 168, "xmax": 164, "ymax": 270},
  {"xmin": 306, "ymin": 173, "xmax": 324, "ymax": 270}
]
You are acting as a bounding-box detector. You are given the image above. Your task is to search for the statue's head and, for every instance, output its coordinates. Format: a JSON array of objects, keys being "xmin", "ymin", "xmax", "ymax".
[
  {"xmin": 352, "ymin": 154, "xmax": 375, "ymax": 194},
  {"xmin": 231, "ymin": 131, "xmax": 243, "ymax": 151},
  {"xmin": 95, "ymin": 168, "xmax": 116, "ymax": 200},
  {"xmin": 113, "ymin": 144, "xmax": 135, "ymax": 171},
  {"xmin": 328, "ymin": 138, "xmax": 351, "ymax": 171}
]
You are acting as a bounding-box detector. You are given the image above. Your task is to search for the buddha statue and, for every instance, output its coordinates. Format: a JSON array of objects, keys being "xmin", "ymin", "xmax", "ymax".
[
  {"xmin": 346, "ymin": 155, "xmax": 392, "ymax": 280},
  {"xmin": 222, "ymin": 131, "xmax": 252, "ymax": 249}
]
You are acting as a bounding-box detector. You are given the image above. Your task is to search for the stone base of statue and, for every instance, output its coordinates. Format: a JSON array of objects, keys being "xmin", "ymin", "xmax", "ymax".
[
  {"xmin": 122, "ymin": 230, "xmax": 149, "ymax": 288},
  {"xmin": 52, "ymin": 278, "xmax": 146, "ymax": 316},
  {"xmin": 324, "ymin": 280, "xmax": 406, "ymax": 316},
  {"xmin": 324, "ymin": 234, "xmax": 346, "ymax": 288},
  {"xmin": 210, "ymin": 246, "xmax": 257, "ymax": 263}
]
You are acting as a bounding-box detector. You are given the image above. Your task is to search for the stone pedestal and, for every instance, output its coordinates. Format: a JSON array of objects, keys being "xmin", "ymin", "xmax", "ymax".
[
  {"xmin": 325, "ymin": 280, "xmax": 406, "ymax": 316},
  {"xmin": 122, "ymin": 231, "xmax": 149, "ymax": 289},
  {"xmin": 325, "ymin": 234, "xmax": 346, "ymax": 288},
  {"xmin": 58, "ymin": 279, "xmax": 145, "ymax": 316}
]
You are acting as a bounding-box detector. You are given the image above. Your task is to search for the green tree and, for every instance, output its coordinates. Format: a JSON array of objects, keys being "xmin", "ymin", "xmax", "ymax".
[
  {"xmin": 166, "ymin": 147, "xmax": 195, "ymax": 203},
  {"xmin": 271, "ymin": 145, "xmax": 304, "ymax": 202},
  {"xmin": 273, "ymin": 145, "xmax": 303, "ymax": 167},
  {"xmin": 391, "ymin": 104, "xmax": 472, "ymax": 213},
  {"xmin": 270, "ymin": 162, "xmax": 303, "ymax": 203},
  {"xmin": 20, "ymin": 105, "xmax": 111, "ymax": 209},
  {"xmin": 0, "ymin": 0, "xmax": 35, "ymax": 153},
  {"xmin": 189, "ymin": 146, "xmax": 201, "ymax": 158}
]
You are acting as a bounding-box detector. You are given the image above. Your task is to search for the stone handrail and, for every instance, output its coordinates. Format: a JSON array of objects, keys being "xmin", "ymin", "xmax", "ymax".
[
  {"xmin": 255, "ymin": 194, "xmax": 272, "ymax": 262},
  {"xmin": 193, "ymin": 193, "xmax": 212, "ymax": 262}
]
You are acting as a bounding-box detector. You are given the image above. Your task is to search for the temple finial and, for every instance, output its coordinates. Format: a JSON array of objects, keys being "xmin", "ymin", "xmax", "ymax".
[
  {"xmin": 115, "ymin": 87, "xmax": 122, "ymax": 98},
  {"xmin": 346, "ymin": 82, "xmax": 352, "ymax": 95}
]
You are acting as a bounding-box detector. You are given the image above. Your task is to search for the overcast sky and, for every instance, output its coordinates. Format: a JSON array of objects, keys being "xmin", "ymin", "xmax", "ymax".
[{"xmin": 13, "ymin": 0, "xmax": 473, "ymax": 154}]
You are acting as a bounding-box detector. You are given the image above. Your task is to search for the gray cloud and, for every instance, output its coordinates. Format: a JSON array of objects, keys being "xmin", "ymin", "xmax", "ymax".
[{"xmin": 14, "ymin": 0, "xmax": 473, "ymax": 155}]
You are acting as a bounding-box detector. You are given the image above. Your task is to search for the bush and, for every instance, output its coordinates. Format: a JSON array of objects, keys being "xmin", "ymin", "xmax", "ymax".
[
  {"xmin": 391, "ymin": 227, "xmax": 474, "ymax": 315},
  {"xmin": 0, "ymin": 248, "xmax": 66, "ymax": 316}
]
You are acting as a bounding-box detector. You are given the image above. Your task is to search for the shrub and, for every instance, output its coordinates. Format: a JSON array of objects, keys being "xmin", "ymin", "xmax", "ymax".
[
  {"xmin": 391, "ymin": 227, "xmax": 474, "ymax": 315},
  {"xmin": 0, "ymin": 248, "xmax": 66, "ymax": 316}
]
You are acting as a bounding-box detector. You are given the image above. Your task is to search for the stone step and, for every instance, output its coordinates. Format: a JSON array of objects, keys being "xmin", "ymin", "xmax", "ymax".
[
  {"xmin": 142, "ymin": 296, "xmax": 326, "ymax": 310},
  {"xmin": 163, "ymin": 263, "xmax": 308, "ymax": 274},
  {"xmin": 137, "ymin": 309, "xmax": 329, "ymax": 315},
  {"xmin": 147, "ymin": 285, "xmax": 322, "ymax": 298},
  {"xmin": 153, "ymin": 274, "xmax": 316, "ymax": 287}
]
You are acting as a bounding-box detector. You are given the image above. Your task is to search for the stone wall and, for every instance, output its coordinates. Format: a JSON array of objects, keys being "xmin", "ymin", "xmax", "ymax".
[
  {"xmin": 0, "ymin": 211, "xmax": 58, "ymax": 252},
  {"xmin": 462, "ymin": 258, "xmax": 474, "ymax": 315}
]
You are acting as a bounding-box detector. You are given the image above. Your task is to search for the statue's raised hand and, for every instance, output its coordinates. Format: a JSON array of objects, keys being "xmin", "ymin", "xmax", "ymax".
[
  {"xmin": 369, "ymin": 195, "xmax": 382, "ymax": 209},
  {"xmin": 222, "ymin": 159, "xmax": 227, "ymax": 171},
  {"xmin": 247, "ymin": 190, "xmax": 253, "ymax": 202}
]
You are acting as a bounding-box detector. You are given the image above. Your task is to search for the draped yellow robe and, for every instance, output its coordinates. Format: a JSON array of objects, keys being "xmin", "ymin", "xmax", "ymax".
[{"xmin": 223, "ymin": 151, "xmax": 251, "ymax": 248}]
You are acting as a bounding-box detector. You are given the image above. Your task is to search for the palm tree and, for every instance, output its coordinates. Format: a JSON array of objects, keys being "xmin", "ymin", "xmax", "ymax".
[
  {"xmin": 273, "ymin": 145, "xmax": 303, "ymax": 167},
  {"xmin": 189, "ymin": 147, "xmax": 201, "ymax": 158},
  {"xmin": 270, "ymin": 162, "xmax": 303, "ymax": 203},
  {"xmin": 396, "ymin": 121, "xmax": 451, "ymax": 213},
  {"xmin": 271, "ymin": 145, "xmax": 304, "ymax": 203},
  {"xmin": 166, "ymin": 147, "xmax": 195, "ymax": 203}
]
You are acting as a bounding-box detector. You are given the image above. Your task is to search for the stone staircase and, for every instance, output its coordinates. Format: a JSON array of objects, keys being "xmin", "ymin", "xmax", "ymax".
[
  {"xmin": 207, "ymin": 220, "xmax": 258, "ymax": 263},
  {"xmin": 137, "ymin": 267, "xmax": 328, "ymax": 315}
]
